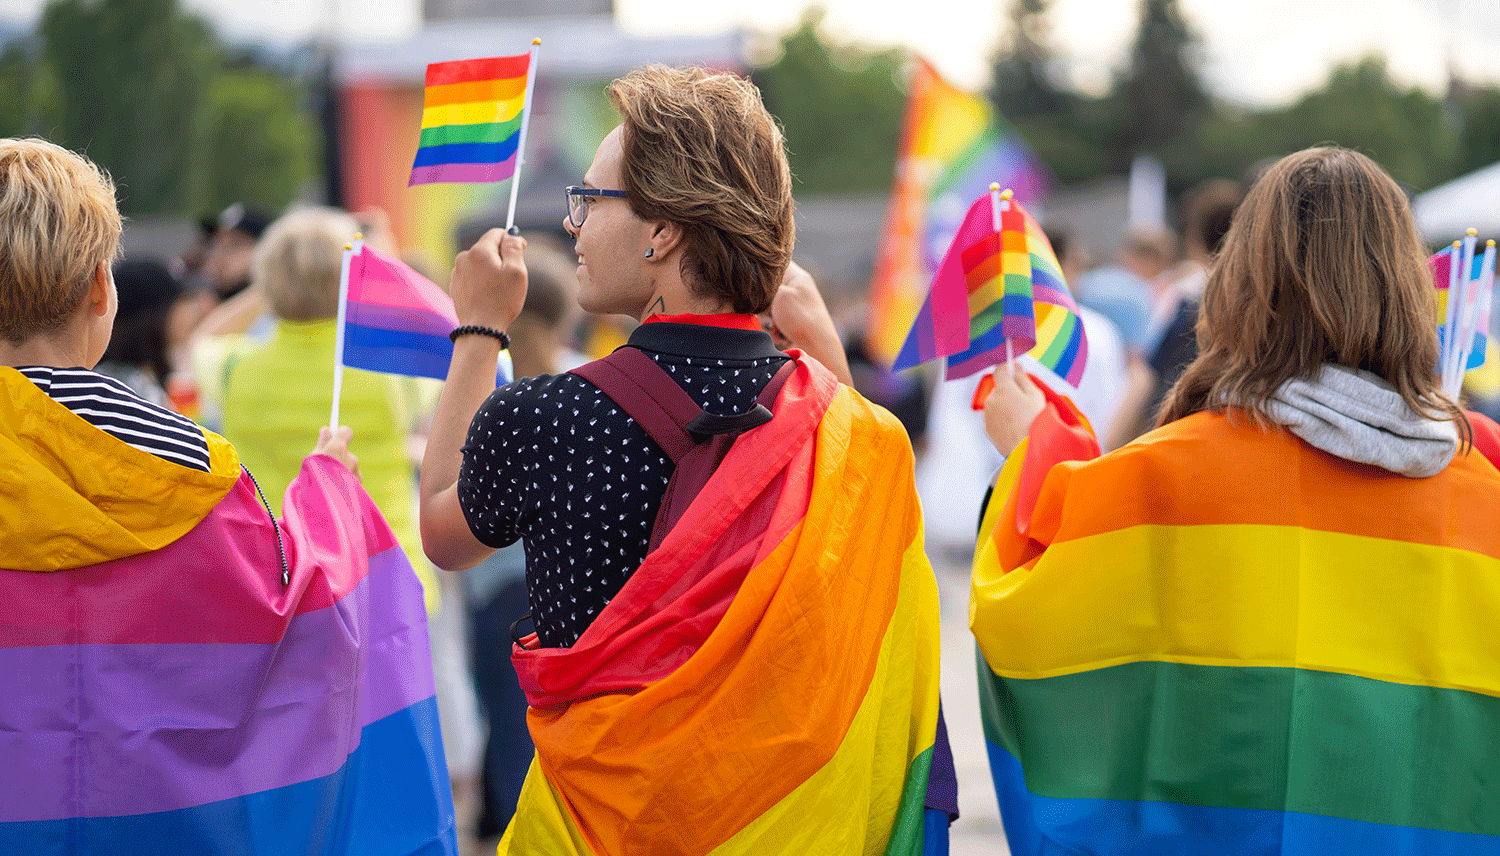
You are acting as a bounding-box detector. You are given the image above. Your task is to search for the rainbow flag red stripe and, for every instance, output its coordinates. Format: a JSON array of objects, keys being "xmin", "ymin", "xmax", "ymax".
[
  {"xmin": 498, "ymin": 357, "xmax": 944, "ymax": 855},
  {"xmin": 409, "ymin": 53, "xmax": 530, "ymax": 186}
]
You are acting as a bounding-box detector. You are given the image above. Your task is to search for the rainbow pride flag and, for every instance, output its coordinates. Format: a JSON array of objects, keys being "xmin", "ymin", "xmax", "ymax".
[
  {"xmin": 0, "ymin": 367, "xmax": 456, "ymax": 855},
  {"xmin": 894, "ymin": 190, "xmax": 1086, "ymax": 385},
  {"xmin": 498, "ymin": 357, "xmax": 946, "ymax": 855},
  {"xmin": 867, "ymin": 58, "xmax": 1049, "ymax": 368},
  {"xmin": 971, "ymin": 396, "xmax": 1500, "ymax": 854},
  {"xmin": 342, "ymin": 243, "xmax": 466, "ymax": 382},
  {"xmin": 409, "ymin": 53, "xmax": 531, "ymax": 186}
]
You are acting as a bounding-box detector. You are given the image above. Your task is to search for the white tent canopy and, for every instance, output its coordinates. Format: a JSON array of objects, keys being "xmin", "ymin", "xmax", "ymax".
[{"xmin": 1413, "ymin": 160, "xmax": 1500, "ymax": 241}]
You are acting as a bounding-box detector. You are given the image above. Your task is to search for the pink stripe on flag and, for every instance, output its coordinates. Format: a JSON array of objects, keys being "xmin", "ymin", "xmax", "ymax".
[
  {"xmin": 348, "ymin": 244, "xmax": 460, "ymax": 320},
  {"xmin": 408, "ymin": 154, "xmax": 517, "ymax": 187}
]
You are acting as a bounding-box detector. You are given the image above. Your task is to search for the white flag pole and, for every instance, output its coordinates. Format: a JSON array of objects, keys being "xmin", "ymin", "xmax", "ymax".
[
  {"xmin": 330, "ymin": 233, "xmax": 363, "ymax": 430},
  {"xmin": 991, "ymin": 183, "xmax": 1012, "ymax": 378},
  {"xmin": 504, "ymin": 39, "xmax": 542, "ymax": 230}
]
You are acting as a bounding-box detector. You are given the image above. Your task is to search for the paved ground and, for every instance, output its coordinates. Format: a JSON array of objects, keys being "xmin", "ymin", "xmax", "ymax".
[{"xmin": 931, "ymin": 541, "xmax": 1012, "ymax": 856}]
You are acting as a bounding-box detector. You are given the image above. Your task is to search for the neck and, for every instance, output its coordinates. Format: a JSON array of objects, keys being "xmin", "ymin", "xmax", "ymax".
[
  {"xmin": 636, "ymin": 284, "xmax": 733, "ymax": 323},
  {"xmin": 0, "ymin": 328, "xmax": 93, "ymax": 369}
]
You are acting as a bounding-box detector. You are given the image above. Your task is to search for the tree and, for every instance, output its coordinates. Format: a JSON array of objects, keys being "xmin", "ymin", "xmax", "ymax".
[
  {"xmin": 199, "ymin": 69, "xmax": 318, "ymax": 214},
  {"xmin": 38, "ymin": 0, "xmax": 219, "ymax": 215},
  {"xmin": 1110, "ymin": 0, "xmax": 1210, "ymax": 183},
  {"xmin": 753, "ymin": 11, "xmax": 906, "ymax": 195},
  {"xmin": 991, "ymin": 0, "xmax": 1068, "ymax": 118}
]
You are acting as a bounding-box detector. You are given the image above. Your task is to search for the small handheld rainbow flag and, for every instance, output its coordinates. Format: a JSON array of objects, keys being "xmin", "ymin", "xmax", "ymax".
[
  {"xmin": 893, "ymin": 186, "xmax": 1087, "ymax": 388},
  {"xmin": 409, "ymin": 49, "xmax": 534, "ymax": 187}
]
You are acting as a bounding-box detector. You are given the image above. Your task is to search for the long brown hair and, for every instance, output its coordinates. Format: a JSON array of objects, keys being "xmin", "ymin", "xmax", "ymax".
[{"xmin": 1159, "ymin": 146, "xmax": 1467, "ymax": 441}]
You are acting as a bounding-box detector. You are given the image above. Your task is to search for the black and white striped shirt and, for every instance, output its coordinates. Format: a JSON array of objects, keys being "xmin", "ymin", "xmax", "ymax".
[{"xmin": 19, "ymin": 366, "xmax": 212, "ymax": 472}]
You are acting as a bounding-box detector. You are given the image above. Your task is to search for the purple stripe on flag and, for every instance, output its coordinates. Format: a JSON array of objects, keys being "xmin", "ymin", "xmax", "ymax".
[
  {"xmin": 408, "ymin": 154, "xmax": 517, "ymax": 186},
  {"xmin": 0, "ymin": 547, "xmax": 432, "ymax": 822},
  {"xmin": 346, "ymin": 302, "xmax": 457, "ymax": 339}
]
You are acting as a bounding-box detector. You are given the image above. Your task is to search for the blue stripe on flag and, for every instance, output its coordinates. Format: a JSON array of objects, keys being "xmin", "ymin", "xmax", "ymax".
[
  {"xmin": 987, "ymin": 741, "xmax": 1500, "ymax": 856},
  {"xmin": 411, "ymin": 136, "xmax": 519, "ymax": 168},
  {"xmin": 343, "ymin": 325, "xmax": 455, "ymax": 382},
  {"xmin": 0, "ymin": 698, "xmax": 456, "ymax": 856}
]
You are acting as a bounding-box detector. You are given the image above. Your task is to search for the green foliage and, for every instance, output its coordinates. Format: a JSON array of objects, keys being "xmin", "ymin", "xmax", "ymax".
[
  {"xmin": 200, "ymin": 70, "xmax": 317, "ymax": 214},
  {"xmin": 753, "ymin": 12, "xmax": 906, "ymax": 195},
  {"xmin": 0, "ymin": 0, "xmax": 318, "ymax": 217}
]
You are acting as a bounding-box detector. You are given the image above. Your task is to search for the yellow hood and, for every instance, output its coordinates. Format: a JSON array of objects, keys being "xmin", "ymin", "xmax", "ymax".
[{"xmin": 1, "ymin": 367, "xmax": 241, "ymax": 571}]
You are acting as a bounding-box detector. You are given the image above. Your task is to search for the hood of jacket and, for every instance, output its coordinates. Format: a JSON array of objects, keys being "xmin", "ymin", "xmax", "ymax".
[
  {"xmin": 1, "ymin": 367, "xmax": 241, "ymax": 571},
  {"xmin": 1265, "ymin": 363, "xmax": 1459, "ymax": 478}
]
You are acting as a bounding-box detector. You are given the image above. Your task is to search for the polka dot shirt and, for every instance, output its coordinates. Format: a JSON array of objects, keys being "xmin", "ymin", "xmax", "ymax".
[{"xmin": 458, "ymin": 321, "xmax": 789, "ymax": 648}]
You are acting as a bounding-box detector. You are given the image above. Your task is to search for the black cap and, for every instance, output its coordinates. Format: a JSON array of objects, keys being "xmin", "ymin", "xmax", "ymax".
[{"xmin": 218, "ymin": 202, "xmax": 272, "ymax": 240}]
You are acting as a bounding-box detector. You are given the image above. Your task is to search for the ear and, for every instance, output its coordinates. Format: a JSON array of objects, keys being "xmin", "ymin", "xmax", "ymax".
[
  {"xmin": 645, "ymin": 220, "xmax": 685, "ymax": 261},
  {"xmin": 89, "ymin": 260, "xmax": 113, "ymax": 317}
]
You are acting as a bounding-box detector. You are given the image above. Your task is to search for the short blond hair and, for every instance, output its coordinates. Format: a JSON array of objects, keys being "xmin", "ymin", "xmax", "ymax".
[
  {"xmin": 608, "ymin": 66, "xmax": 795, "ymax": 315},
  {"xmin": 0, "ymin": 138, "xmax": 122, "ymax": 343},
  {"xmin": 253, "ymin": 206, "xmax": 358, "ymax": 321}
]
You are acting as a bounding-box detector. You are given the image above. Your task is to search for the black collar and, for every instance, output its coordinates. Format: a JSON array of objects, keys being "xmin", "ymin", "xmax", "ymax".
[{"xmin": 624, "ymin": 321, "xmax": 786, "ymax": 362}]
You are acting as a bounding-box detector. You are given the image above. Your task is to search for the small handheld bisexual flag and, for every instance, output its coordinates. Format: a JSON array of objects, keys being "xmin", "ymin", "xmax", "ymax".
[
  {"xmin": 342, "ymin": 243, "xmax": 512, "ymax": 385},
  {"xmin": 409, "ymin": 52, "xmax": 532, "ymax": 186},
  {"xmin": 893, "ymin": 188, "xmax": 1087, "ymax": 387}
]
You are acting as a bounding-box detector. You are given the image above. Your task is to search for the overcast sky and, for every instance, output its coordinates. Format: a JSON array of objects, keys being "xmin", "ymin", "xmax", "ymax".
[{"xmin": 2, "ymin": 0, "xmax": 1498, "ymax": 107}]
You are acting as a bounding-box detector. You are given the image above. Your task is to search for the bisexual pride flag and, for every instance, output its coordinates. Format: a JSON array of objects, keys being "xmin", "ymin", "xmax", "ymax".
[
  {"xmin": 342, "ymin": 243, "xmax": 461, "ymax": 381},
  {"xmin": 409, "ymin": 51, "xmax": 533, "ymax": 186}
]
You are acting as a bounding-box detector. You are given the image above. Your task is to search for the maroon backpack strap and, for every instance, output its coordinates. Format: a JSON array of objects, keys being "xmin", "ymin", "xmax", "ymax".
[{"xmin": 570, "ymin": 347, "xmax": 796, "ymax": 551}]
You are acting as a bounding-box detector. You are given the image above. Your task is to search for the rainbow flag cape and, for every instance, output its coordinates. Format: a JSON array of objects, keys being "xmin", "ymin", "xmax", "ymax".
[
  {"xmin": 971, "ymin": 395, "xmax": 1500, "ymax": 855},
  {"xmin": 409, "ymin": 53, "xmax": 531, "ymax": 186},
  {"xmin": 893, "ymin": 190, "xmax": 1086, "ymax": 385},
  {"xmin": 867, "ymin": 58, "xmax": 1049, "ymax": 368},
  {"xmin": 0, "ymin": 367, "xmax": 455, "ymax": 855},
  {"xmin": 342, "ymin": 242, "xmax": 493, "ymax": 383},
  {"xmin": 498, "ymin": 356, "xmax": 945, "ymax": 855}
]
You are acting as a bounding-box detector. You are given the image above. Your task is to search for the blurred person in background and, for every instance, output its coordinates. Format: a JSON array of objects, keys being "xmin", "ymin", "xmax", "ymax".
[
  {"xmin": 0, "ymin": 137, "xmax": 454, "ymax": 854},
  {"xmin": 1045, "ymin": 226, "xmax": 1130, "ymax": 441},
  {"xmin": 209, "ymin": 206, "xmax": 440, "ymax": 607},
  {"xmin": 973, "ymin": 146, "xmax": 1500, "ymax": 855},
  {"xmin": 94, "ymin": 256, "xmax": 183, "ymax": 408}
]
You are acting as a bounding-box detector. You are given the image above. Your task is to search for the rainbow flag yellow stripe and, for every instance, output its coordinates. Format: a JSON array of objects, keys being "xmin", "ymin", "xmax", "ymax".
[{"xmin": 501, "ymin": 363, "xmax": 942, "ymax": 855}]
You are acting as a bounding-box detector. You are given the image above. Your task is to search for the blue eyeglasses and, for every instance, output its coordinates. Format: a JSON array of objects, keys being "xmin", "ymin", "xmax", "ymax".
[{"xmin": 565, "ymin": 186, "xmax": 628, "ymax": 228}]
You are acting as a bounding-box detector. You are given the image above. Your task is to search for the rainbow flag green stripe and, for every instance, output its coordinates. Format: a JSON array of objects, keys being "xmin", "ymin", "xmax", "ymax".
[
  {"xmin": 418, "ymin": 114, "xmax": 521, "ymax": 149},
  {"xmin": 980, "ymin": 658, "xmax": 1500, "ymax": 837}
]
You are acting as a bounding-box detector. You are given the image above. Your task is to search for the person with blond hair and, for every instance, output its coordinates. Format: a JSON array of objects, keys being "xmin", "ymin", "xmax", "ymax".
[
  {"xmin": 973, "ymin": 146, "xmax": 1500, "ymax": 854},
  {"xmin": 0, "ymin": 139, "xmax": 455, "ymax": 852},
  {"xmin": 420, "ymin": 65, "xmax": 951, "ymax": 853}
]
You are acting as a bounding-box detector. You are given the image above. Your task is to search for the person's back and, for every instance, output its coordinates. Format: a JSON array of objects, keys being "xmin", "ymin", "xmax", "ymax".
[
  {"xmin": 0, "ymin": 137, "xmax": 455, "ymax": 856},
  {"xmin": 973, "ymin": 146, "xmax": 1500, "ymax": 854}
]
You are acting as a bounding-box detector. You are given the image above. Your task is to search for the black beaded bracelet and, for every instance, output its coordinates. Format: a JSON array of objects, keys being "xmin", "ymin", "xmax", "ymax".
[{"xmin": 449, "ymin": 325, "xmax": 511, "ymax": 349}]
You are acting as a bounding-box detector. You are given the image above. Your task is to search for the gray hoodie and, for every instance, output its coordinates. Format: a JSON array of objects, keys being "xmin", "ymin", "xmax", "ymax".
[{"xmin": 1264, "ymin": 364, "xmax": 1458, "ymax": 478}]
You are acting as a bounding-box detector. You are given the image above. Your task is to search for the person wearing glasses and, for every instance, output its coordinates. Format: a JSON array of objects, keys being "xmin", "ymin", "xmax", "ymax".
[{"xmin": 419, "ymin": 65, "xmax": 951, "ymax": 853}]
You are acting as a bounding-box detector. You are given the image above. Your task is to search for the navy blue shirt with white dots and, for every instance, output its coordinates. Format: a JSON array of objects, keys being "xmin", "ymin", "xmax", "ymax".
[{"xmin": 457, "ymin": 320, "xmax": 788, "ymax": 648}]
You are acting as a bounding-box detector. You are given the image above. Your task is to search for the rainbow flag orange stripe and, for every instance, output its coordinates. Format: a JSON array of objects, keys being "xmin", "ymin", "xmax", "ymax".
[
  {"xmin": 409, "ymin": 53, "xmax": 530, "ymax": 186},
  {"xmin": 972, "ymin": 404, "xmax": 1500, "ymax": 854},
  {"xmin": 500, "ymin": 358, "xmax": 943, "ymax": 855}
]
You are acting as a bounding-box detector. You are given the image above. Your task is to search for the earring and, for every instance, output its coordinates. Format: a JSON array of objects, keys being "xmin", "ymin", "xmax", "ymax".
[{"xmin": 644, "ymin": 248, "xmax": 655, "ymax": 259}]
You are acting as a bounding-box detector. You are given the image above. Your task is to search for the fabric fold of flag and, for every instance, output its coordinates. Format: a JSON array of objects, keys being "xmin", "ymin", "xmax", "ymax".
[
  {"xmin": 410, "ymin": 52, "xmax": 531, "ymax": 187},
  {"xmin": 0, "ymin": 375, "xmax": 456, "ymax": 856},
  {"xmin": 500, "ymin": 355, "xmax": 944, "ymax": 856},
  {"xmin": 971, "ymin": 404, "xmax": 1500, "ymax": 855}
]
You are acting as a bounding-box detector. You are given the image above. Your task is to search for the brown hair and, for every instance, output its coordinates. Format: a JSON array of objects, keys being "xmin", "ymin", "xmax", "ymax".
[
  {"xmin": 1159, "ymin": 146, "xmax": 1467, "ymax": 441},
  {"xmin": 0, "ymin": 138, "xmax": 122, "ymax": 343},
  {"xmin": 607, "ymin": 65, "xmax": 795, "ymax": 314},
  {"xmin": 253, "ymin": 206, "xmax": 356, "ymax": 321},
  {"xmin": 1182, "ymin": 178, "xmax": 1242, "ymax": 257}
]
